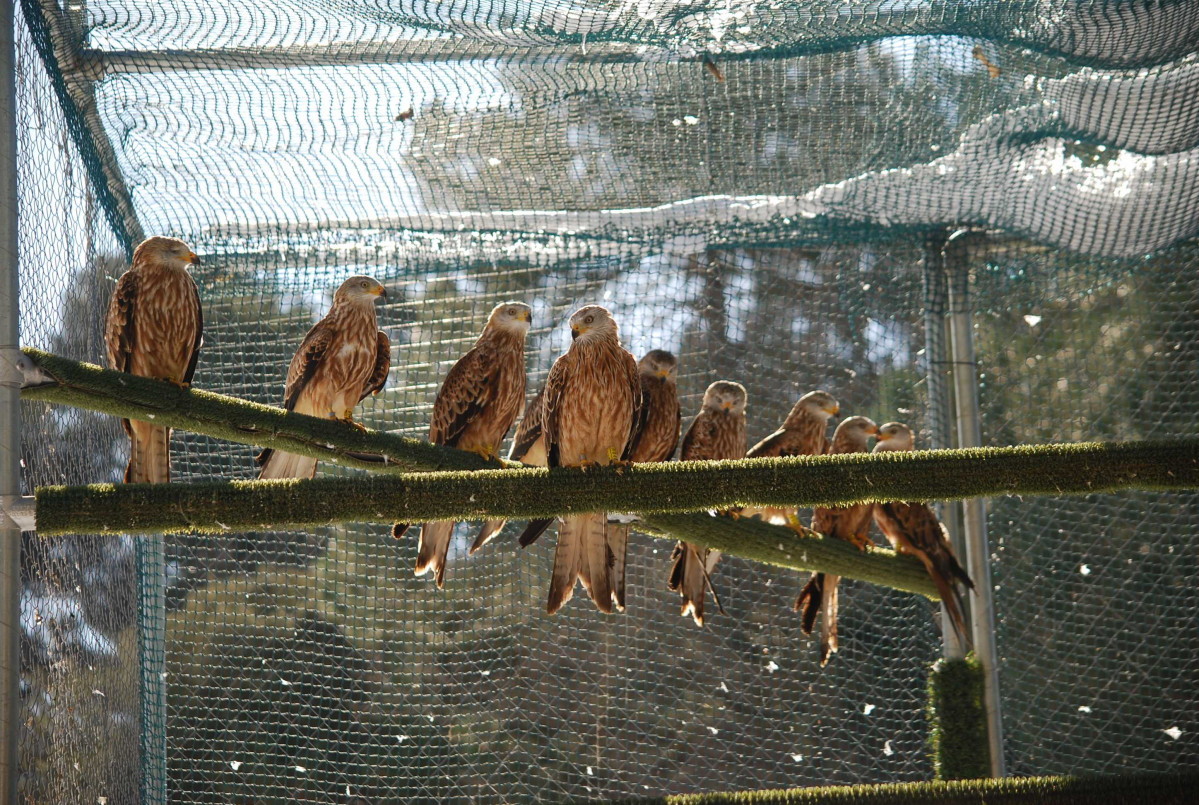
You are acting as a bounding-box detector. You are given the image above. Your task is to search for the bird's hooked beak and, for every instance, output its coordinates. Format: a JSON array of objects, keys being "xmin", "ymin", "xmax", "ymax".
[
  {"xmin": 656, "ymin": 369, "xmax": 671, "ymax": 379},
  {"xmin": 825, "ymin": 404, "xmax": 840, "ymax": 417},
  {"xmin": 571, "ymin": 325, "xmax": 581, "ymax": 340},
  {"xmin": 520, "ymin": 309, "xmax": 531, "ymax": 323},
  {"xmin": 185, "ymin": 252, "xmax": 199, "ymax": 265},
  {"xmin": 867, "ymin": 422, "xmax": 880, "ymax": 435},
  {"xmin": 373, "ymin": 286, "xmax": 388, "ymax": 301},
  {"xmin": 722, "ymin": 401, "xmax": 733, "ymax": 411}
]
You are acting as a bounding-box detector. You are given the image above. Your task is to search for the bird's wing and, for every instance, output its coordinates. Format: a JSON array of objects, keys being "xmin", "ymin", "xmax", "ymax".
[
  {"xmin": 746, "ymin": 428, "xmax": 790, "ymax": 458},
  {"xmin": 282, "ymin": 318, "xmax": 336, "ymax": 412},
  {"xmin": 182, "ymin": 274, "xmax": 204, "ymax": 385},
  {"xmin": 105, "ymin": 269, "xmax": 139, "ymax": 374},
  {"xmin": 509, "ymin": 385, "xmax": 546, "ymax": 461},
  {"xmin": 359, "ymin": 329, "xmax": 391, "ymax": 402},
  {"xmin": 430, "ymin": 342, "xmax": 501, "ymax": 448}
]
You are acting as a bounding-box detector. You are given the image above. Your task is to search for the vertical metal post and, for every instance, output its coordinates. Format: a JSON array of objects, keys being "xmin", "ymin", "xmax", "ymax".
[
  {"xmin": 922, "ymin": 231, "xmax": 968, "ymax": 661},
  {"xmin": 138, "ymin": 536, "xmax": 168, "ymax": 804},
  {"xmin": 944, "ymin": 230, "xmax": 1006, "ymax": 777},
  {"xmin": 0, "ymin": 0, "xmax": 23, "ymax": 801}
]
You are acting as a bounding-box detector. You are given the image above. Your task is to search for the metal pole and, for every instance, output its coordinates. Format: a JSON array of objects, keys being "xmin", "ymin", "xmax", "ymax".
[
  {"xmin": 0, "ymin": 0, "xmax": 23, "ymax": 800},
  {"xmin": 944, "ymin": 230, "xmax": 1006, "ymax": 777},
  {"xmin": 921, "ymin": 232, "xmax": 968, "ymax": 660}
]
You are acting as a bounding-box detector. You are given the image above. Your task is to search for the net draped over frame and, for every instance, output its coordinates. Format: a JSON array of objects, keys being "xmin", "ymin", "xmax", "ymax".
[{"xmin": 13, "ymin": 0, "xmax": 1199, "ymax": 802}]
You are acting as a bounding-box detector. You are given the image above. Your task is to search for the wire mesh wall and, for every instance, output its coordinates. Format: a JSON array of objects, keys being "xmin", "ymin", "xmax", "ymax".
[{"xmin": 10, "ymin": 0, "xmax": 1199, "ymax": 802}]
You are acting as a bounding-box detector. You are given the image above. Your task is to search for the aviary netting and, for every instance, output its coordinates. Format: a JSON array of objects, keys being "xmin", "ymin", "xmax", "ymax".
[{"xmin": 8, "ymin": 0, "xmax": 1199, "ymax": 803}]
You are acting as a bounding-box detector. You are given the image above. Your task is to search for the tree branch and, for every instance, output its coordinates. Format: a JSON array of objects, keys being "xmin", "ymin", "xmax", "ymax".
[{"xmin": 20, "ymin": 347, "xmax": 499, "ymax": 473}]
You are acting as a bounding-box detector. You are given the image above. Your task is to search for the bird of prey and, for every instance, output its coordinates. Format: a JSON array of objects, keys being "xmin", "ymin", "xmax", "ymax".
[
  {"xmin": 668, "ymin": 380, "xmax": 747, "ymax": 626},
  {"xmin": 257, "ymin": 276, "xmax": 389, "ymax": 480},
  {"xmin": 872, "ymin": 422, "xmax": 975, "ymax": 646},
  {"xmin": 795, "ymin": 415, "xmax": 878, "ymax": 665},
  {"xmin": 469, "ymin": 384, "xmax": 547, "ymax": 554},
  {"xmin": 741, "ymin": 390, "xmax": 839, "ymax": 526},
  {"xmin": 414, "ymin": 302, "xmax": 531, "ymax": 587},
  {"xmin": 606, "ymin": 349, "xmax": 682, "ymax": 611},
  {"xmin": 523, "ymin": 305, "xmax": 641, "ymax": 614},
  {"xmin": 105, "ymin": 236, "xmax": 204, "ymax": 484}
]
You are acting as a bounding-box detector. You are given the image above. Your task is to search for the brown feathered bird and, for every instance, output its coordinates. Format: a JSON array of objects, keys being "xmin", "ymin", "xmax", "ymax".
[
  {"xmin": 741, "ymin": 390, "xmax": 839, "ymax": 526},
  {"xmin": 525, "ymin": 305, "xmax": 641, "ymax": 614},
  {"xmin": 668, "ymin": 380, "xmax": 747, "ymax": 626},
  {"xmin": 105, "ymin": 236, "xmax": 204, "ymax": 484},
  {"xmin": 605, "ymin": 349, "xmax": 682, "ymax": 611},
  {"xmin": 257, "ymin": 276, "xmax": 390, "ymax": 480},
  {"xmin": 469, "ymin": 384, "xmax": 547, "ymax": 554},
  {"xmin": 414, "ymin": 302, "xmax": 531, "ymax": 587},
  {"xmin": 872, "ymin": 422, "xmax": 975, "ymax": 646},
  {"xmin": 795, "ymin": 415, "xmax": 879, "ymax": 665}
]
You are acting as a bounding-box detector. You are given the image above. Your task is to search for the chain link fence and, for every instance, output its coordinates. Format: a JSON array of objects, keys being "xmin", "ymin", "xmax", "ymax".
[{"xmin": 11, "ymin": 0, "xmax": 1199, "ymax": 801}]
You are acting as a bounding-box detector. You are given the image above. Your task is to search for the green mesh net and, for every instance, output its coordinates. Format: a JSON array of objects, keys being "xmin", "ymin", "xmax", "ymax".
[{"xmin": 12, "ymin": 0, "xmax": 1199, "ymax": 801}]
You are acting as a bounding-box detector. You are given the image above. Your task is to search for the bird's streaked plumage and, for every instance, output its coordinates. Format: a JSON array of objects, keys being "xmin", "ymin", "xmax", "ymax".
[
  {"xmin": 105, "ymin": 236, "xmax": 204, "ymax": 484},
  {"xmin": 872, "ymin": 422, "xmax": 975, "ymax": 646},
  {"xmin": 796, "ymin": 415, "xmax": 878, "ymax": 665},
  {"xmin": 257, "ymin": 275, "xmax": 389, "ymax": 480},
  {"xmin": 415, "ymin": 303, "xmax": 531, "ymax": 586},
  {"xmin": 668, "ymin": 380, "xmax": 747, "ymax": 626},
  {"xmin": 533, "ymin": 305, "xmax": 641, "ymax": 614},
  {"xmin": 470, "ymin": 384, "xmax": 547, "ymax": 554},
  {"xmin": 741, "ymin": 390, "xmax": 839, "ymax": 524},
  {"xmin": 606, "ymin": 349, "xmax": 681, "ymax": 611}
]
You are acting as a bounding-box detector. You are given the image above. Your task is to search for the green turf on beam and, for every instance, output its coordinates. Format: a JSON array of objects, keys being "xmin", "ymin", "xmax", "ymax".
[{"xmin": 596, "ymin": 772, "xmax": 1199, "ymax": 804}]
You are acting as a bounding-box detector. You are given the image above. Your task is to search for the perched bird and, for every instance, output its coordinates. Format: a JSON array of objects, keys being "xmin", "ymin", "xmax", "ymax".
[
  {"xmin": 469, "ymin": 384, "xmax": 547, "ymax": 554},
  {"xmin": 522, "ymin": 305, "xmax": 641, "ymax": 614},
  {"xmin": 795, "ymin": 415, "xmax": 879, "ymax": 665},
  {"xmin": 257, "ymin": 276, "xmax": 390, "ymax": 480},
  {"xmin": 668, "ymin": 380, "xmax": 747, "ymax": 626},
  {"xmin": 872, "ymin": 422, "xmax": 975, "ymax": 646},
  {"xmin": 414, "ymin": 302, "xmax": 531, "ymax": 587},
  {"xmin": 741, "ymin": 390, "xmax": 839, "ymax": 525},
  {"xmin": 606, "ymin": 349, "xmax": 682, "ymax": 611},
  {"xmin": 105, "ymin": 236, "xmax": 204, "ymax": 484}
]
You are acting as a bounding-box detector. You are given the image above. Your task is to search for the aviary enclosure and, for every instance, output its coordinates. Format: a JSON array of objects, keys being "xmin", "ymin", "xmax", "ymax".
[{"xmin": 2, "ymin": 0, "xmax": 1197, "ymax": 802}]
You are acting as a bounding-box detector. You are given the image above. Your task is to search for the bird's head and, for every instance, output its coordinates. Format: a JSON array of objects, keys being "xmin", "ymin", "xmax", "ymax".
[
  {"xmin": 335, "ymin": 275, "xmax": 388, "ymax": 307},
  {"xmin": 702, "ymin": 380, "xmax": 747, "ymax": 416},
  {"xmin": 638, "ymin": 349, "xmax": 678, "ymax": 383},
  {"xmin": 874, "ymin": 421, "xmax": 915, "ymax": 452},
  {"xmin": 832, "ymin": 415, "xmax": 878, "ymax": 451},
  {"xmin": 487, "ymin": 302, "xmax": 532, "ymax": 335},
  {"xmin": 134, "ymin": 236, "xmax": 198, "ymax": 270},
  {"xmin": 569, "ymin": 305, "xmax": 618, "ymax": 344},
  {"xmin": 788, "ymin": 390, "xmax": 839, "ymax": 424}
]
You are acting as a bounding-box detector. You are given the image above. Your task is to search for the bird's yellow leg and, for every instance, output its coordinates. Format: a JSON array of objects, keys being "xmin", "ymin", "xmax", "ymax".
[
  {"xmin": 162, "ymin": 375, "xmax": 189, "ymax": 389},
  {"xmin": 336, "ymin": 409, "xmax": 368, "ymax": 432},
  {"xmin": 470, "ymin": 444, "xmax": 502, "ymax": 464},
  {"xmin": 785, "ymin": 513, "xmax": 818, "ymax": 537},
  {"xmin": 607, "ymin": 447, "xmax": 635, "ymax": 472}
]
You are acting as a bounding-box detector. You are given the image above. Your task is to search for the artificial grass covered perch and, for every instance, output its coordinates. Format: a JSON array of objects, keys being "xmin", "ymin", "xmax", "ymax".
[
  {"xmin": 928, "ymin": 656, "xmax": 990, "ymax": 780},
  {"xmin": 597, "ymin": 772, "xmax": 1199, "ymax": 805}
]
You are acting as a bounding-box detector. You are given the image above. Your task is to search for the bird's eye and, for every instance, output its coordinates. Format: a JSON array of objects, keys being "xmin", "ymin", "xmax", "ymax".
[
  {"xmin": 584, "ymin": 315, "xmax": 594, "ymax": 324},
  {"xmin": 361, "ymin": 280, "xmax": 370, "ymax": 288},
  {"xmin": 508, "ymin": 308, "xmax": 517, "ymax": 317}
]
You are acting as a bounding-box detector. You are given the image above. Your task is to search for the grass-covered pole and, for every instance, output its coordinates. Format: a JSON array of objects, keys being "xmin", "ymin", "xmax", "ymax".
[
  {"xmin": 19, "ymin": 348, "xmax": 501, "ymax": 473},
  {"xmin": 32, "ymin": 437, "xmax": 1199, "ymax": 538},
  {"xmin": 928, "ymin": 655, "xmax": 990, "ymax": 780}
]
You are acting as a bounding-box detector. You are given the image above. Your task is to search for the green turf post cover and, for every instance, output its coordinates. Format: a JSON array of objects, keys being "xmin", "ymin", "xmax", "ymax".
[{"xmin": 929, "ymin": 655, "xmax": 990, "ymax": 780}]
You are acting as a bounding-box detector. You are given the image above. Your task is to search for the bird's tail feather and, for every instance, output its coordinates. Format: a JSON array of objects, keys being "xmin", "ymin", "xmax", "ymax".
[
  {"xmin": 670, "ymin": 542, "xmax": 710, "ymax": 627},
  {"xmin": 548, "ymin": 514, "xmax": 613, "ymax": 615},
  {"xmin": 819, "ymin": 574, "xmax": 839, "ymax": 666},
  {"xmin": 257, "ymin": 449, "xmax": 317, "ymax": 480},
  {"xmin": 936, "ymin": 574, "xmax": 973, "ymax": 649},
  {"xmin": 416, "ymin": 521, "xmax": 455, "ymax": 588},
  {"xmin": 795, "ymin": 573, "xmax": 824, "ymax": 635},
  {"xmin": 519, "ymin": 518, "xmax": 554, "ymax": 547},
  {"xmin": 471, "ymin": 519, "xmax": 506, "ymax": 554},
  {"xmin": 608, "ymin": 523, "xmax": 629, "ymax": 612},
  {"xmin": 126, "ymin": 421, "xmax": 171, "ymax": 484}
]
